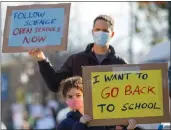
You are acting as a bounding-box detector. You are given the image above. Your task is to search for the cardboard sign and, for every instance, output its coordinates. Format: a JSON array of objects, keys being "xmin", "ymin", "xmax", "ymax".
[
  {"xmin": 2, "ymin": 3, "xmax": 71, "ymax": 53},
  {"xmin": 82, "ymin": 63, "xmax": 170, "ymax": 126}
]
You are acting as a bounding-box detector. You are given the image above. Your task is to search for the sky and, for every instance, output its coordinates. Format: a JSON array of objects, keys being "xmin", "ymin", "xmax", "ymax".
[{"xmin": 1, "ymin": 2, "xmax": 149, "ymax": 64}]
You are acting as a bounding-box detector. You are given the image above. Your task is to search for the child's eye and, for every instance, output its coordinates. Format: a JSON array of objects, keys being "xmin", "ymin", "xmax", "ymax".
[
  {"xmin": 76, "ymin": 95, "xmax": 81, "ymax": 97},
  {"xmin": 68, "ymin": 96, "xmax": 72, "ymax": 98}
]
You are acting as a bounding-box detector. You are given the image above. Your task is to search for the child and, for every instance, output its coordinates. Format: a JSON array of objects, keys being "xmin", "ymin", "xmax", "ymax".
[{"xmin": 57, "ymin": 76, "xmax": 140, "ymax": 130}]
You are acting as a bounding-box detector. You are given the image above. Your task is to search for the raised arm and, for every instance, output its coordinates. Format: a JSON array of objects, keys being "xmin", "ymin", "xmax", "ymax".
[{"xmin": 29, "ymin": 49, "xmax": 73, "ymax": 92}]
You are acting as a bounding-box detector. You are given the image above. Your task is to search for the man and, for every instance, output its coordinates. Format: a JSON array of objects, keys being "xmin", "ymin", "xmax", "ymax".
[{"xmin": 29, "ymin": 15, "xmax": 127, "ymax": 93}]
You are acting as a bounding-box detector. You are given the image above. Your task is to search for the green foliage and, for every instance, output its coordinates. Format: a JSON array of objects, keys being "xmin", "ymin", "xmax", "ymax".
[{"xmin": 151, "ymin": 38, "xmax": 164, "ymax": 46}]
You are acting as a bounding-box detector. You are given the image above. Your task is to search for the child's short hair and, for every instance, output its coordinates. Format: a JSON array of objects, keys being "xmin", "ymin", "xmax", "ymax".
[{"xmin": 58, "ymin": 76, "xmax": 83, "ymax": 102}]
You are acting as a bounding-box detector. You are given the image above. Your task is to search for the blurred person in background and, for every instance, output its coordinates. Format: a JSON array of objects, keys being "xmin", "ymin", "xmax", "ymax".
[
  {"xmin": 46, "ymin": 94, "xmax": 59, "ymax": 122},
  {"xmin": 28, "ymin": 93, "xmax": 44, "ymax": 129},
  {"xmin": 34, "ymin": 106, "xmax": 56, "ymax": 130},
  {"xmin": 29, "ymin": 93, "xmax": 44, "ymax": 120},
  {"xmin": 46, "ymin": 94, "xmax": 59, "ymax": 111},
  {"xmin": 11, "ymin": 95, "xmax": 25, "ymax": 129},
  {"xmin": 28, "ymin": 14, "xmax": 127, "ymax": 93},
  {"xmin": 22, "ymin": 111, "xmax": 30, "ymax": 129}
]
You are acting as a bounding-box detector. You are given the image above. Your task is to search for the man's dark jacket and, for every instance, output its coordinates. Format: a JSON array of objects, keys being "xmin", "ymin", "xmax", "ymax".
[{"xmin": 38, "ymin": 43, "xmax": 127, "ymax": 92}]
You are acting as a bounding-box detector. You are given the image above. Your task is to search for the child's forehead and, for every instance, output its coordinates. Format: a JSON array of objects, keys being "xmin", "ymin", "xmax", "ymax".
[{"xmin": 66, "ymin": 88, "xmax": 82, "ymax": 95}]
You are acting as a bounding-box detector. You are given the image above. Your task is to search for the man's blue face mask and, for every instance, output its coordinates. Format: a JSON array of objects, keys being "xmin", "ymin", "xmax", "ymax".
[{"xmin": 93, "ymin": 31, "xmax": 111, "ymax": 46}]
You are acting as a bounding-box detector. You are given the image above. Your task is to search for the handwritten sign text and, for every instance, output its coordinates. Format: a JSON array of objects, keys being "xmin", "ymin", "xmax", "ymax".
[
  {"xmin": 91, "ymin": 70, "xmax": 163, "ymax": 119},
  {"xmin": 8, "ymin": 8, "xmax": 64, "ymax": 47}
]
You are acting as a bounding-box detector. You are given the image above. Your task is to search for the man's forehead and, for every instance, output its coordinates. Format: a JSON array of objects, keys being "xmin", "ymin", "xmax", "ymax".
[
  {"xmin": 94, "ymin": 19, "xmax": 109, "ymax": 28},
  {"xmin": 93, "ymin": 20, "xmax": 113, "ymax": 33}
]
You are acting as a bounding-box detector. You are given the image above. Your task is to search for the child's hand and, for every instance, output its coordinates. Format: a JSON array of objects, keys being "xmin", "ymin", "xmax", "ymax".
[
  {"xmin": 115, "ymin": 125, "xmax": 123, "ymax": 129},
  {"xmin": 80, "ymin": 115, "xmax": 92, "ymax": 124},
  {"xmin": 127, "ymin": 119, "xmax": 137, "ymax": 130}
]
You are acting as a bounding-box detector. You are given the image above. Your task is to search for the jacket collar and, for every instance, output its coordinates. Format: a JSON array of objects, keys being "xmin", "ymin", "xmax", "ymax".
[
  {"xmin": 85, "ymin": 43, "xmax": 115, "ymax": 55},
  {"xmin": 67, "ymin": 110, "xmax": 82, "ymax": 121}
]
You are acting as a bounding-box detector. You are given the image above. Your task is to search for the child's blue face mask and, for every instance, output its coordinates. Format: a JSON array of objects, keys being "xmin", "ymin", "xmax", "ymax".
[{"xmin": 93, "ymin": 31, "xmax": 111, "ymax": 46}]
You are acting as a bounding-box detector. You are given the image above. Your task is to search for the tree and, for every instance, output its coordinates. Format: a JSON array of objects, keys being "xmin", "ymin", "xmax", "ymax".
[{"xmin": 135, "ymin": 2, "xmax": 168, "ymax": 46}]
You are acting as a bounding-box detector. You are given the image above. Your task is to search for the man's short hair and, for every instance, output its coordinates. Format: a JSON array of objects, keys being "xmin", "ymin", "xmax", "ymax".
[{"xmin": 93, "ymin": 14, "xmax": 114, "ymax": 31}]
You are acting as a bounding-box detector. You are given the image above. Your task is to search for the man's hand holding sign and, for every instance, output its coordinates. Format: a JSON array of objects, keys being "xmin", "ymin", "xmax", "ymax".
[{"xmin": 28, "ymin": 49, "xmax": 46, "ymax": 61}]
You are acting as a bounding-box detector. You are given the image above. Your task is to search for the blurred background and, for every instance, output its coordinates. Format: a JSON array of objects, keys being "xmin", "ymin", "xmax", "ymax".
[{"xmin": 1, "ymin": 1, "xmax": 170, "ymax": 130}]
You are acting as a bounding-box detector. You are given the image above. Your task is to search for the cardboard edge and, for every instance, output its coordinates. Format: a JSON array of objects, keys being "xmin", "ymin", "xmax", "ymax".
[{"xmin": 2, "ymin": 3, "xmax": 71, "ymax": 53}]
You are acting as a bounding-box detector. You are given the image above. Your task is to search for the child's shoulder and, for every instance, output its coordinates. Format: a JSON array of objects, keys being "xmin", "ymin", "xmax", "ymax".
[
  {"xmin": 57, "ymin": 119, "xmax": 69, "ymax": 130},
  {"xmin": 57, "ymin": 118, "xmax": 75, "ymax": 130}
]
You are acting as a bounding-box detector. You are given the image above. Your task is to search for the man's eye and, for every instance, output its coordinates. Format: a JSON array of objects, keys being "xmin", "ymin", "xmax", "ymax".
[
  {"xmin": 95, "ymin": 29, "xmax": 100, "ymax": 31},
  {"xmin": 103, "ymin": 30, "xmax": 109, "ymax": 32}
]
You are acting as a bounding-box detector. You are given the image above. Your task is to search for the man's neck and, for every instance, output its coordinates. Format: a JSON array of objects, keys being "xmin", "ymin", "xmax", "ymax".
[{"xmin": 93, "ymin": 43, "xmax": 109, "ymax": 55}]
